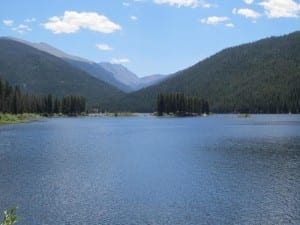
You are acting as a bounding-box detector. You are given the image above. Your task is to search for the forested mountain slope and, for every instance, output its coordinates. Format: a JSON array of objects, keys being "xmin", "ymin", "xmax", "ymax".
[
  {"xmin": 5, "ymin": 37, "xmax": 166, "ymax": 93},
  {"xmin": 1, "ymin": 31, "xmax": 300, "ymax": 113},
  {"xmin": 0, "ymin": 38, "xmax": 123, "ymax": 108},
  {"xmin": 119, "ymin": 31, "xmax": 300, "ymax": 113}
]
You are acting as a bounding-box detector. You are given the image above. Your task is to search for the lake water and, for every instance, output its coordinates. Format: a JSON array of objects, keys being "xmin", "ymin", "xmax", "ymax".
[{"xmin": 0, "ymin": 115, "xmax": 299, "ymax": 225}]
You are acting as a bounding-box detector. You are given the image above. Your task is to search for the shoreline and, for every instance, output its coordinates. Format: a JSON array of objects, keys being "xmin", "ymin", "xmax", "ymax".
[
  {"xmin": 0, "ymin": 113, "xmax": 42, "ymax": 126},
  {"xmin": 1, "ymin": 113, "xmax": 299, "ymax": 126}
]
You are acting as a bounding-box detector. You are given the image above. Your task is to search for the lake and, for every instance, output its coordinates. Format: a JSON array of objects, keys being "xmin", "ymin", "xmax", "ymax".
[{"xmin": 0, "ymin": 115, "xmax": 299, "ymax": 225}]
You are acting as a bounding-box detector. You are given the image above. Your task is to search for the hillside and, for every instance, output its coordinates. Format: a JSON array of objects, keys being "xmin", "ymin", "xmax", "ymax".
[
  {"xmin": 1, "ymin": 32, "xmax": 300, "ymax": 113},
  {"xmin": 0, "ymin": 38, "xmax": 124, "ymax": 108},
  {"xmin": 99, "ymin": 62, "xmax": 166, "ymax": 91},
  {"xmin": 118, "ymin": 31, "xmax": 300, "ymax": 113},
  {"xmin": 5, "ymin": 38, "xmax": 134, "ymax": 92},
  {"xmin": 65, "ymin": 60, "xmax": 132, "ymax": 92},
  {"xmin": 8, "ymin": 38, "xmax": 92, "ymax": 63},
  {"xmin": 5, "ymin": 37, "xmax": 167, "ymax": 92}
]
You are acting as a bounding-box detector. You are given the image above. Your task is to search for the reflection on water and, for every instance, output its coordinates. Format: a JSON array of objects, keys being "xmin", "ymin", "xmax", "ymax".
[{"xmin": 0, "ymin": 115, "xmax": 299, "ymax": 225}]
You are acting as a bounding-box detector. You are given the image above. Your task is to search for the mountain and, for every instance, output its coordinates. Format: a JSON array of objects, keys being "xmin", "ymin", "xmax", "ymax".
[
  {"xmin": 0, "ymin": 38, "xmax": 124, "ymax": 108},
  {"xmin": 2, "ymin": 32, "xmax": 299, "ymax": 113},
  {"xmin": 32, "ymin": 42, "xmax": 93, "ymax": 64},
  {"xmin": 5, "ymin": 37, "xmax": 167, "ymax": 92},
  {"xmin": 118, "ymin": 31, "xmax": 300, "ymax": 113},
  {"xmin": 8, "ymin": 38, "xmax": 133, "ymax": 92},
  {"xmin": 64, "ymin": 60, "xmax": 133, "ymax": 92},
  {"xmin": 3, "ymin": 37, "xmax": 92, "ymax": 63},
  {"xmin": 139, "ymin": 74, "xmax": 167, "ymax": 86},
  {"xmin": 28, "ymin": 42, "xmax": 135, "ymax": 92},
  {"xmin": 30, "ymin": 40, "xmax": 167, "ymax": 92},
  {"xmin": 99, "ymin": 62, "xmax": 166, "ymax": 91}
]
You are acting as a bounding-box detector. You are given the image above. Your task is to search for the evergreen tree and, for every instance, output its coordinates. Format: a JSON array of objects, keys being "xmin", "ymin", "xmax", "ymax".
[
  {"xmin": 156, "ymin": 93, "xmax": 209, "ymax": 116},
  {"xmin": 0, "ymin": 78, "xmax": 3, "ymax": 112},
  {"xmin": 157, "ymin": 94, "xmax": 165, "ymax": 116},
  {"xmin": 0, "ymin": 78, "xmax": 86, "ymax": 116},
  {"xmin": 47, "ymin": 94, "xmax": 53, "ymax": 114},
  {"xmin": 53, "ymin": 98, "xmax": 61, "ymax": 114}
]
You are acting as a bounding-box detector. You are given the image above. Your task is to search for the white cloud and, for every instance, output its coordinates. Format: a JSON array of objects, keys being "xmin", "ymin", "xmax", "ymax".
[
  {"xmin": 153, "ymin": 0, "xmax": 214, "ymax": 8},
  {"xmin": 3, "ymin": 19, "xmax": 14, "ymax": 26},
  {"xmin": 43, "ymin": 11, "xmax": 121, "ymax": 34},
  {"xmin": 259, "ymin": 0, "xmax": 300, "ymax": 18},
  {"xmin": 130, "ymin": 16, "xmax": 138, "ymax": 20},
  {"xmin": 12, "ymin": 24, "xmax": 32, "ymax": 34},
  {"xmin": 111, "ymin": 58, "xmax": 130, "ymax": 64},
  {"xmin": 244, "ymin": 0, "xmax": 254, "ymax": 4},
  {"xmin": 198, "ymin": 0, "xmax": 217, "ymax": 8},
  {"xmin": 226, "ymin": 23, "xmax": 235, "ymax": 28},
  {"xmin": 202, "ymin": 2, "xmax": 216, "ymax": 8},
  {"xmin": 122, "ymin": 2, "xmax": 130, "ymax": 7},
  {"xmin": 233, "ymin": 8, "xmax": 261, "ymax": 18},
  {"xmin": 154, "ymin": 0, "xmax": 198, "ymax": 7},
  {"xmin": 200, "ymin": 16, "xmax": 229, "ymax": 25},
  {"xmin": 96, "ymin": 43, "xmax": 113, "ymax": 51},
  {"xmin": 24, "ymin": 18, "xmax": 36, "ymax": 23}
]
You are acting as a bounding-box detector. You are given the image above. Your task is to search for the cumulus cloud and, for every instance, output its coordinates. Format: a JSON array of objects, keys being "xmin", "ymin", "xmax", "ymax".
[
  {"xmin": 111, "ymin": 58, "xmax": 130, "ymax": 64},
  {"xmin": 200, "ymin": 16, "xmax": 229, "ymax": 25},
  {"xmin": 233, "ymin": 8, "xmax": 261, "ymax": 19},
  {"xmin": 154, "ymin": 0, "xmax": 198, "ymax": 7},
  {"xmin": 12, "ymin": 24, "xmax": 32, "ymax": 34},
  {"xmin": 24, "ymin": 18, "xmax": 36, "ymax": 23},
  {"xmin": 244, "ymin": 0, "xmax": 254, "ymax": 4},
  {"xmin": 259, "ymin": 0, "xmax": 300, "ymax": 18},
  {"xmin": 201, "ymin": 2, "xmax": 216, "ymax": 8},
  {"xmin": 43, "ymin": 11, "xmax": 121, "ymax": 34},
  {"xmin": 130, "ymin": 16, "xmax": 138, "ymax": 20},
  {"xmin": 3, "ymin": 19, "xmax": 14, "ymax": 26},
  {"xmin": 153, "ymin": 0, "xmax": 215, "ymax": 8},
  {"xmin": 225, "ymin": 23, "xmax": 235, "ymax": 28},
  {"xmin": 96, "ymin": 43, "xmax": 113, "ymax": 51},
  {"xmin": 122, "ymin": 2, "xmax": 130, "ymax": 7}
]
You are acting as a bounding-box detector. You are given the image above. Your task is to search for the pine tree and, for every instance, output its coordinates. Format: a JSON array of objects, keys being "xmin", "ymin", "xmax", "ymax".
[
  {"xmin": 47, "ymin": 94, "xmax": 53, "ymax": 114},
  {"xmin": 53, "ymin": 98, "xmax": 61, "ymax": 114},
  {"xmin": 156, "ymin": 93, "xmax": 210, "ymax": 116},
  {"xmin": 0, "ymin": 78, "xmax": 3, "ymax": 112},
  {"xmin": 157, "ymin": 94, "xmax": 165, "ymax": 116}
]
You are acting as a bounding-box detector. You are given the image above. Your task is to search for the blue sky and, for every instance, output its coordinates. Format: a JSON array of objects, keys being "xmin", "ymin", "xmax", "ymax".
[{"xmin": 1, "ymin": 0, "xmax": 300, "ymax": 77}]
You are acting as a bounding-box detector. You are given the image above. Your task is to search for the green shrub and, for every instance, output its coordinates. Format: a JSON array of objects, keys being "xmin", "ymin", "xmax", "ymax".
[{"xmin": 1, "ymin": 208, "xmax": 17, "ymax": 225}]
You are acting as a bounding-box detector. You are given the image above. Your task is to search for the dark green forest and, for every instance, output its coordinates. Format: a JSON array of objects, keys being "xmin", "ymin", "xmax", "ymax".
[
  {"xmin": 157, "ymin": 93, "xmax": 209, "ymax": 116},
  {"xmin": 1, "ymin": 31, "xmax": 300, "ymax": 114},
  {"xmin": 0, "ymin": 77, "xmax": 86, "ymax": 115},
  {"xmin": 0, "ymin": 38, "xmax": 123, "ymax": 108},
  {"xmin": 115, "ymin": 31, "xmax": 300, "ymax": 113}
]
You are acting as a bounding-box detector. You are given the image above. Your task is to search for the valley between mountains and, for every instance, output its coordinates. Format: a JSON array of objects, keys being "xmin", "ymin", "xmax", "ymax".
[{"xmin": 0, "ymin": 31, "xmax": 300, "ymax": 113}]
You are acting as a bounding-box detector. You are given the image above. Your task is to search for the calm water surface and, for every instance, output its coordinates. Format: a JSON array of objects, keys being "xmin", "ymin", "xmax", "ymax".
[{"xmin": 0, "ymin": 115, "xmax": 299, "ymax": 225}]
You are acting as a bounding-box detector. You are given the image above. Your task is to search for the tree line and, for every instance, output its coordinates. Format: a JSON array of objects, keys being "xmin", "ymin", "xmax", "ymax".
[
  {"xmin": 0, "ymin": 78, "xmax": 86, "ymax": 115},
  {"xmin": 214, "ymin": 87, "xmax": 300, "ymax": 114},
  {"xmin": 157, "ymin": 93, "xmax": 209, "ymax": 116}
]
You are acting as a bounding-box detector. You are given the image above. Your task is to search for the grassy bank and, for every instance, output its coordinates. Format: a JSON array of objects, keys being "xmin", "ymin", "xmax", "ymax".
[{"xmin": 0, "ymin": 113, "xmax": 42, "ymax": 125}]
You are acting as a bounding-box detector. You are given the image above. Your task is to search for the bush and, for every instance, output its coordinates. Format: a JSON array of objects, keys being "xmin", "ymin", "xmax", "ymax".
[{"xmin": 1, "ymin": 208, "xmax": 17, "ymax": 225}]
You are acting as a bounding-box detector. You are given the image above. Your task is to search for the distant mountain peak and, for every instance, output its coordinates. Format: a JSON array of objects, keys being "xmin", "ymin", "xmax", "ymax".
[
  {"xmin": 99, "ymin": 62, "xmax": 167, "ymax": 91},
  {"xmin": 99, "ymin": 62, "xmax": 139, "ymax": 84},
  {"xmin": 1, "ymin": 36, "xmax": 167, "ymax": 92},
  {"xmin": 2, "ymin": 36, "xmax": 92, "ymax": 64}
]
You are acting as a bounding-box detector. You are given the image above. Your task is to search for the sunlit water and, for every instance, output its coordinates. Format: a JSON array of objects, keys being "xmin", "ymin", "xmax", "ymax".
[{"xmin": 0, "ymin": 115, "xmax": 299, "ymax": 225}]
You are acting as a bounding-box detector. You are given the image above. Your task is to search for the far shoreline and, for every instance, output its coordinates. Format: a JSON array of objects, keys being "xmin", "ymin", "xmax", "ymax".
[
  {"xmin": 0, "ymin": 113, "xmax": 42, "ymax": 126},
  {"xmin": 1, "ymin": 112, "xmax": 299, "ymax": 126}
]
